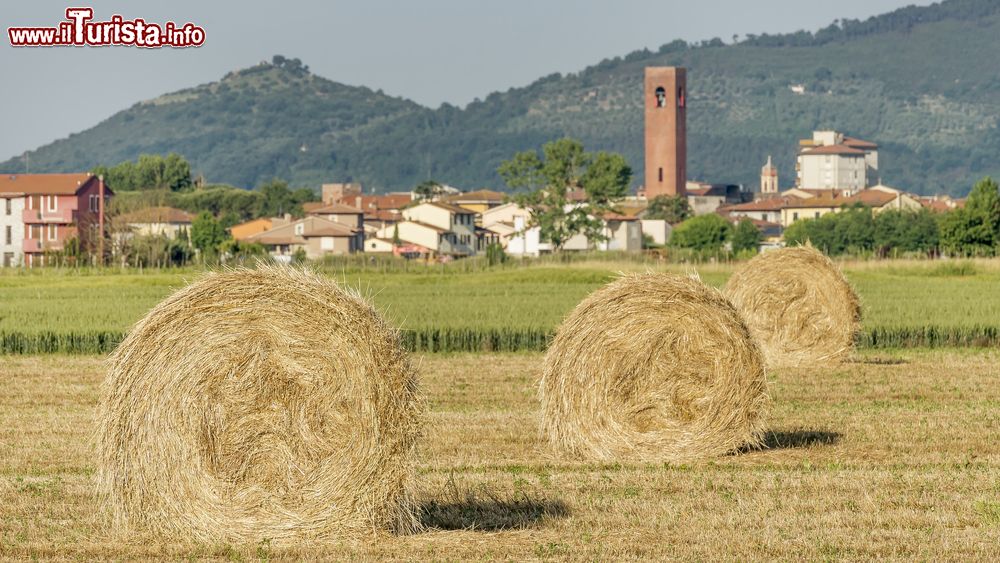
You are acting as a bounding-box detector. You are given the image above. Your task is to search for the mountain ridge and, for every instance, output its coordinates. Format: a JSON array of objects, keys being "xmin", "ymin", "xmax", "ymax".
[{"xmin": 3, "ymin": 0, "xmax": 999, "ymax": 196}]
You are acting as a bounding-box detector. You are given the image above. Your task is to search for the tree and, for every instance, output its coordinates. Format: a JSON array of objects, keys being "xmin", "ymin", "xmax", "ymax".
[
  {"xmin": 162, "ymin": 153, "xmax": 193, "ymax": 191},
  {"xmin": 497, "ymin": 138, "xmax": 631, "ymax": 252},
  {"xmin": 93, "ymin": 153, "xmax": 192, "ymax": 191},
  {"xmin": 669, "ymin": 214, "xmax": 732, "ymax": 252},
  {"xmin": 940, "ymin": 177, "xmax": 1000, "ymax": 255},
  {"xmin": 784, "ymin": 206, "xmax": 875, "ymax": 255},
  {"xmin": 485, "ymin": 242, "xmax": 508, "ymax": 266},
  {"xmin": 644, "ymin": 195, "xmax": 692, "ymax": 224},
  {"xmin": 414, "ymin": 180, "xmax": 444, "ymax": 200},
  {"xmin": 874, "ymin": 208, "xmax": 939, "ymax": 255},
  {"xmin": 392, "ymin": 223, "xmax": 401, "ymax": 246},
  {"xmin": 964, "ymin": 176, "xmax": 1000, "ymax": 244},
  {"xmin": 256, "ymin": 179, "xmax": 315, "ymax": 217},
  {"xmin": 190, "ymin": 211, "xmax": 226, "ymax": 255},
  {"xmin": 731, "ymin": 218, "xmax": 762, "ymax": 253}
]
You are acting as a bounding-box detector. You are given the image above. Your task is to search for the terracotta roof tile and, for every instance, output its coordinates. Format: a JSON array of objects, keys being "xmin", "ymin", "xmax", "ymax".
[
  {"xmin": 801, "ymin": 144, "xmax": 866, "ymax": 156},
  {"xmin": 426, "ymin": 201, "xmax": 475, "ymax": 214},
  {"xmin": 247, "ymin": 216, "xmax": 357, "ymax": 245},
  {"xmin": 843, "ymin": 136, "xmax": 878, "ymax": 149},
  {"xmin": 445, "ymin": 189, "xmax": 506, "ymax": 203},
  {"xmin": 0, "ymin": 173, "xmax": 107, "ymax": 195},
  {"xmin": 306, "ymin": 202, "xmax": 364, "ymax": 215}
]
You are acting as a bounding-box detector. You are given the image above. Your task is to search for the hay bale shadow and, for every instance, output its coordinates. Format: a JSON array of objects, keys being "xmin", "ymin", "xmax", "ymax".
[
  {"xmin": 420, "ymin": 492, "xmax": 569, "ymax": 531},
  {"xmin": 846, "ymin": 356, "xmax": 908, "ymax": 365},
  {"xmin": 741, "ymin": 430, "xmax": 841, "ymax": 453}
]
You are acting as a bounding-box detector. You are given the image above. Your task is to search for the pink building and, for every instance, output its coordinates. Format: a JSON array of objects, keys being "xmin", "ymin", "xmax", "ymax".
[{"xmin": 0, "ymin": 173, "xmax": 113, "ymax": 267}]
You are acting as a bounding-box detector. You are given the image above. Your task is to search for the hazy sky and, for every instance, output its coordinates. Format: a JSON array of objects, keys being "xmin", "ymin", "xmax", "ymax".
[{"xmin": 1, "ymin": 0, "xmax": 927, "ymax": 161}]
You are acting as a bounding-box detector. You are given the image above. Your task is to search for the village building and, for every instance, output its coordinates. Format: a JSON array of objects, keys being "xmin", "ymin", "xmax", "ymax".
[
  {"xmin": 246, "ymin": 215, "xmax": 363, "ymax": 259},
  {"xmin": 685, "ymin": 183, "xmax": 748, "ymax": 215},
  {"xmin": 374, "ymin": 201, "xmax": 479, "ymax": 256},
  {"xmin": 442, "ymin": 189, "xmax": 506, "ymax": 215},
  {"xmin": 320, "ymin": 182, "xmax": 362, "ymax": 204},
  {"xmin": 0, "ymin": 173, "xmax": 112, "ymax": 267},
  {"xmin": 493, "ymin": 203, "xmax": 643, "ymax": 256},
  {"xmin": 117, "ymin": 206, "xmax": 193, "ymax": 240},
  {"xmin": 639, "ymin": 219, "xmax": 672, "ymax": 246},
  {"xmin": 303, "ymin": 202, "xmax": 364, "ymax": 229},
  {"xmin": 796, "ymin": 131, "xmax": 879, "ymax": 193},
  {"xmin": 230, "ymin": 217, "xmax": 278, "ymax": 241},
  {"xmin": 375, "ymin": 220, "xmax": 457, "ymax": 256}
]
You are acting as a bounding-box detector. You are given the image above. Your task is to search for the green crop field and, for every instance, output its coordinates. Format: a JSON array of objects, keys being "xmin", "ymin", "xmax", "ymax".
[{"xmin": 1, "ymin": 259, "xmax": 999, "ymax": 353}]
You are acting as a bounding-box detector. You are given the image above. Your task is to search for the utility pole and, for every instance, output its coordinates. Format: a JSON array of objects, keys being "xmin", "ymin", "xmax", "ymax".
[{"xmin": 98, "ymin": 175, "xmax": 105, "ymax": 267}]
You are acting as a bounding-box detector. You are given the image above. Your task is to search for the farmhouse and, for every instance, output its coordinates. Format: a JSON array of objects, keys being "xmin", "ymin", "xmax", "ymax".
[
  {"xmin": 304, "ymin": 202, "xmax": 364, "ymax": 229},
  {"xmin": 246, "ymin": 215, "xmax": 363, "ymax": 259},
  {"xmin": 377, "ymin": 201, "xmax": 480, "ymax": 255},
  {"xmin": 117, "ymin": 206, "xmax": 193, "ymax": 240},
  {"xmin": 375, "ymin": 219, "xmax": 460, "ymax": 256},
  {"xmin": 0, "ymin": 173, "xmax": 113, "ymax": 267},
  {"xmin": 490, "ymin": 203, "xmax": 643, "ymax": 256}
]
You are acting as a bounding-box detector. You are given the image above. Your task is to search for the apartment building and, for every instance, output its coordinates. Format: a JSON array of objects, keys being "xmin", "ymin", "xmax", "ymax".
[{"xmin": 0, "ymin": 173, "xmax": 112, "ymax": 267}]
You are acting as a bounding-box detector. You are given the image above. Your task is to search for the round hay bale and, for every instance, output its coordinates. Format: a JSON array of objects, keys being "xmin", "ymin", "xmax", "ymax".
[
  {"xmin": 539, "ymin": 273, "xmax": 770, "ymax": 462},
  {"xmin": 724, "ymin": 245, "xmax": 861, "ymax": 368},
  {"xmin": 96, "ymin": 265, "xmax": 421, "ymax": 543}
]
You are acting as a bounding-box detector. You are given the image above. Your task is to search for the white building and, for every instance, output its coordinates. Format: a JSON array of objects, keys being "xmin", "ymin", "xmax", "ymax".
[
  {"xmin": 117, "ymin": 206, "xmax": 193, "ymax": 240},
  {"xmin": 640, "ymin": 219, "xmax": 672, "ymax": 246},
  {"xmin": 0, "ymin": 194, "xmax": 25, "ymax": 267},
  {"xmin": 796, "ymin": 131, "xmax": 879, "ymax": 193},
  {"xmin": 492, "ymin": 204, "xmax": 642, "ymax": 256},
  {"xmin": 400, "ymin": 202, "xmax": 477, "ymax": 254}
]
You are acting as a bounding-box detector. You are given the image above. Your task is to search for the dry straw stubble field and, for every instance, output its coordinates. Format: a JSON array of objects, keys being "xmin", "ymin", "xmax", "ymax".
[{"xmin": 3, "ymin": 349, "xmax": 1000, "ymax": 560}]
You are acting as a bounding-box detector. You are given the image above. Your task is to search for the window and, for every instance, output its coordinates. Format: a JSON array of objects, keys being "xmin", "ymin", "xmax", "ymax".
[
  {"xmin": 30, "ymin": 225, "xmax": 41, "ymax": 240},
  {"xmin": 4, "ymin": 198, "xmax": 9, "ymax": 215},
  {"xmin": 4, "ymin": 225, "xmax": 10, "ymax": 245},
  {"xmin": 815, "ymin": 212, "xmax": 820, "ymax": 218},
  {"xmin": 89, "ymin": 195, "xmax": 99, "ymax": 212},
  {"xmin": 29, "ymin": 195, "xmax": 40, "ymax": 210},
  {"xmin": 654, "ymin": 86, "xmax": 666, "ymax": 108},
  {"xmin": 793, "ymin": 212, "xmax": 799, "ymax": 221},
  {"xmin": 658, "ymin": 167, "xmax": 663, "ymax": 182},
  {"xmin": 47, "ymin": 196, "xmax": 57, "ymax": 212},
  {"xmin": 294, "ymin": 223, "xmax": 304, "ymax": 235},
  {"xmin": 48, "ymin": 224, "xmax": 57, "ymax": 241}
]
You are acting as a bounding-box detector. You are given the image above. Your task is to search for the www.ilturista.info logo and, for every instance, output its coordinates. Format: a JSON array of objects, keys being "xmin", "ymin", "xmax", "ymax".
[{"xmin": 8, "ymin": 7, "xmax": 205, "ymax": 48}]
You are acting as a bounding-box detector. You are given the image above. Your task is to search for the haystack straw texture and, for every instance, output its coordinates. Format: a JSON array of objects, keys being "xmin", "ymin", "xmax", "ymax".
[
  {"xmin": 539, "ymin": 273, "xmax": 770, "ymax": 462},
  {"xmin": 97, "ymin": 265, "xmax": 421, "ymax": 544},
  {"xmin": 724, "ymin": 245, "xmax": 862, "ymax": 368}
]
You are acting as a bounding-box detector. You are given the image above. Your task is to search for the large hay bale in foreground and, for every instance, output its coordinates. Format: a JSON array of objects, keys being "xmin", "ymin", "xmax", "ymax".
[
  {"xmin": 539, "ymin": 273, "xmax": 770, "ymax": 462},
  {"xmin": 724, "ymin": 245, "xmax": 862, "ymax": 368},
  {"xmin": 97, "ymin": 266, "xmax": 421, "ymax": 543}
]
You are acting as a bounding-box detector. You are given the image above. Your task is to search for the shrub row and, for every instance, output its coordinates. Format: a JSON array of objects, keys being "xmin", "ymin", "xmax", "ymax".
[{"xmin": 3, "ymin": 326, "xmax": 999, "ymax": 355}]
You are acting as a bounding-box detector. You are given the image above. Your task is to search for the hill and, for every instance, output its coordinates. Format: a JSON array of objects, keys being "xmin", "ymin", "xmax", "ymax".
[{"xmin": 3, "ymin": 0, "xmax": 1000, "ymax": 196}]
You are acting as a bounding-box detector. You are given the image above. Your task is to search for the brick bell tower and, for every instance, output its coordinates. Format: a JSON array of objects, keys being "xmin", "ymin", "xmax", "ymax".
[{"xmin": 644, "ymin": 67, "xmax": 687, "ymax": 198}]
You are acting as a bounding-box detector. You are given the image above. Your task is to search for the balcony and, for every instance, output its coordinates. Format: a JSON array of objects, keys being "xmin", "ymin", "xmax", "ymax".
[
  {"xmin": 22, "ymin": 239, "xmax": 65, "ymax": 253},
  {"xmin": 23, "ymin": 207, "xmax": 74, "ymax": 224}
]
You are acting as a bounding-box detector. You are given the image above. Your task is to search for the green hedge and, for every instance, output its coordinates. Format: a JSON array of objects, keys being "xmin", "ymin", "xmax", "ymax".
[{"xmin": 2, "ymin": 326, "xmax": 999, "ymax": 355}]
